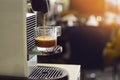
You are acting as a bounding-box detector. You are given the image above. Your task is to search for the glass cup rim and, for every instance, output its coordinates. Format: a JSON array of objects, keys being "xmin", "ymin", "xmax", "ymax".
[{"xmin": 35, "ymin": 26, "xmax": 61, "ymax": 29}]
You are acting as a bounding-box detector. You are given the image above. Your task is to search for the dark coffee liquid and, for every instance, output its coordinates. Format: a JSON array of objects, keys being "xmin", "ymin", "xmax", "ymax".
[{"xmin": 35, "ymin": 36, "xmax": 56, "ymax": 47}]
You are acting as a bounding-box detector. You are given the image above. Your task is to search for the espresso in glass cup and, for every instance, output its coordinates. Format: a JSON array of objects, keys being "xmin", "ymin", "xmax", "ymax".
[
  {"xmin": 35, "ymin": 36, "xmax": 57, "ymax": 47},
  {"xmin": 35, "ymin": 26, "xmax": 61, "ymax": 52}
]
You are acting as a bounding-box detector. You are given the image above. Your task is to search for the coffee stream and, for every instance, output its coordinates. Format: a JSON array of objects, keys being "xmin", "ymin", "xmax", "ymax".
[{"xmin": 43, "ymin": 14, "xmax": 46, "ymax": 36}]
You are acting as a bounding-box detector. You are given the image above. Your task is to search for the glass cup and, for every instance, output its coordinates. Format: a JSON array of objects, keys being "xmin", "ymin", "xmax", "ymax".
[{"xmin": 35, "ymin": 26, "xmax": 61, "ymax": 52}]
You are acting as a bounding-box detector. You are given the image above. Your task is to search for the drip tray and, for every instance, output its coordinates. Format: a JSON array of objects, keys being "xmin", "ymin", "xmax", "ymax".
[
  {"xmin": 28, "ymin": 66, "xmax": 68, "ymax": 80},
  {"xmin": 29, "ymin": 45, "xmax": 62, "ymax": 56}
]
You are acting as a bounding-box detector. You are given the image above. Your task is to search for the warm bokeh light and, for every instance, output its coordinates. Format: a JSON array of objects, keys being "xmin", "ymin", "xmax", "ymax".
[
  {"xmin": 104, "ymin": 0, "xmax": 120, "ymax": 26},
  {"xmin": 105, "ymin": 12, "xmax": 116, "ymax": 25},
  {"xmin": 96, "ymin": 16, "xmax": 102, "ymax": 22},
  {"xmin": 104, "ymin": 11, "xmax": 120, "ymax": 26},
  {"xmin": 106, "ymin": 0, "xmax": 120, "ymax": 7},
  {"xmin": 69, "ymin": 0, "xmax": 104, "ymax": 15},
  {"xmin": 106, "ymin": 0, "xmax": 118, "ymax": 6},
  {"xmin": 86, "ymin": 15, "xmax": 99, "ymax": 27},
  {"xmin": 105, "ymin": 0, "xmax": 120, "ymax": 14}
]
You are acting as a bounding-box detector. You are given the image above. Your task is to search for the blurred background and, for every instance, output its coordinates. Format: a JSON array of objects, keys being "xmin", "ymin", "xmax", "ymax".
[{"xmin": 27, "ymin": 0, "xmax": 120, "ymax": 80}]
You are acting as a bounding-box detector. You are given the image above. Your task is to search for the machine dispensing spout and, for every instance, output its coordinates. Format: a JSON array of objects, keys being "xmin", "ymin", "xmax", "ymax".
[{"xmin": 30, "ymin": 0, "xmax": 49, "ymax": 13}]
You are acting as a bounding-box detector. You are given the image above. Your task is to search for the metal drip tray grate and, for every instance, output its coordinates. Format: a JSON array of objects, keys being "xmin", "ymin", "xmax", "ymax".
[{"xmin": 28, "ymin": 66, "xmax": 68, "ymax": 80}]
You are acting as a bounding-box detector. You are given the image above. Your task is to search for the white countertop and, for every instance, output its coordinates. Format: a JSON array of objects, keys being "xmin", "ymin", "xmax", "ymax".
[{"xmin": 37, "ymin": 63, "xmax": 81, "ymax": 80}]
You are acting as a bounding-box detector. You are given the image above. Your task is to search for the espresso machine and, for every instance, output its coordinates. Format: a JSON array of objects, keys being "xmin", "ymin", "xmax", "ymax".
[
  {"xmin": 0, "ymin": 0, "xmax": 67, "ymax": 79},
  {"xmin": 0, "ymin": 0, "xmax": 80, "ymax": 80}
]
